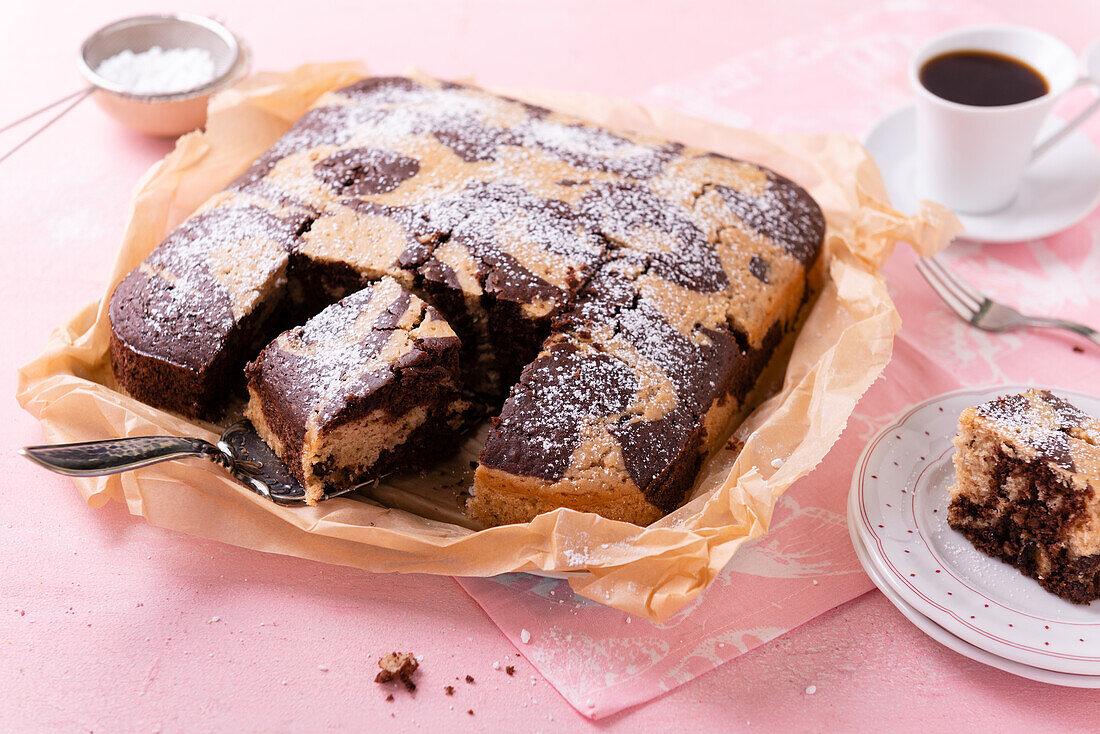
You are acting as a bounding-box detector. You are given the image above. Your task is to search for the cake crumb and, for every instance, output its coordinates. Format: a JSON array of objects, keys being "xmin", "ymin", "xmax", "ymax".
[
  {"xmin": 386, "ymin": 694, "xmax": 394, "ymax": 702},
  {"xmin": 465, "ymin": 674, "xmax": 475, "ymax": 684},
  {"xmin": 444, "ymin": 685, "xmax": 454, "ymax": 696},
  {"xmin": 467, "ymin": 710, "xmax": 474, "ymax": 716},
  {"xmin": 520, "ymin": 629, "xmax": 531, "ymax": 644},
  {"xmin": 505, "ymin": 665, "xmax": 515, "ymax": 676},
  {"xmin": 1073, "ymin": 345, "xmax": 1085, "ymax": 353},
  {"xmin": 375, "ymin": 652, "xmax": 419, "ymax": 692}
]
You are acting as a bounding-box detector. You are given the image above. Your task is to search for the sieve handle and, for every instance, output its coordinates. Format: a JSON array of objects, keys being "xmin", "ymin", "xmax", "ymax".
[{"xmin": 0, "ymin": 86, "xmax": 94, "ymax": 166}]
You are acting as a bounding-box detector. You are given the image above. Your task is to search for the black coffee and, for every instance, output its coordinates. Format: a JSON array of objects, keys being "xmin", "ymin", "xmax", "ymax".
[{"xmin": 919, "ymin": 50, "xmax": 1048, "ymax": 106}]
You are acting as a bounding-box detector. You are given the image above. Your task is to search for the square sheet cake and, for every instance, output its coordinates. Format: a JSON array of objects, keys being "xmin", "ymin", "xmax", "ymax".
[{"xmin": 109, "ymin": 75, "xmax": 826, "ymax": 524}]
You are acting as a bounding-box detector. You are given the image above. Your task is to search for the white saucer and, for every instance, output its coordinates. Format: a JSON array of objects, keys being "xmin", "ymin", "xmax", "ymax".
[
  {"xmin": 863, "ymin": 106, "xmax": 1100, "ymax": 243},
  {"xmin": 849, "ymin": 385, "xmax": 1100, "ymax": 677},
  {"xmin": 848, "ymin": 490, "xmax": 1100, "ymax": 688}
]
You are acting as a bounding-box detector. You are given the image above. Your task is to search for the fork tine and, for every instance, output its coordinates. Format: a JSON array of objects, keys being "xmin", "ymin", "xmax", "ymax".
[
  {"xmin": 924, "ymin": 256, "xmax": 986, "ymax": 306},
  {"xmin": 918, "ymin": 257, "xmax": 983, "ymax": 313},
  {"xmin": 916, "ymin": 258, "xmax": 980, "ymax": 322}
]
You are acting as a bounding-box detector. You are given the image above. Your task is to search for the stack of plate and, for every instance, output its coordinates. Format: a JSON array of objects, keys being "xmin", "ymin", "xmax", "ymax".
[{"xmin": 847, "ymin": 385, "xmax": 1100, "ymax": 687}]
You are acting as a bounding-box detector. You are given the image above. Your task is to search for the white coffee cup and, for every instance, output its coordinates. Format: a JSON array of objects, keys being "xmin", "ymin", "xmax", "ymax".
[{"xmin": 911, "ymin": 25, "xmax": 1100, "ymax": 214}]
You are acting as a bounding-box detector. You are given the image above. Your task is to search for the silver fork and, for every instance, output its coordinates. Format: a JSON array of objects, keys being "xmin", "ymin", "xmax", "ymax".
[{"xmin": 915, "ymin": 256, "xmax": 1100, "ymax": 348}]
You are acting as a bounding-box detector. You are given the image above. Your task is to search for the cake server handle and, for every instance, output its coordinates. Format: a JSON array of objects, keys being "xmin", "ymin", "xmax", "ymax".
[{"xmin": 19, "ymin": 435, "xmax": 234, "ymax": 477}]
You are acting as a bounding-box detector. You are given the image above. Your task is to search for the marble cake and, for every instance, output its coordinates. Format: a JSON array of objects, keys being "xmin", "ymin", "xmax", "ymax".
[
  {"xmin": 108, "ymin": 75, "xmax": 825, "ymax": 525},
  {"xmin": 245, "ymin": 277, "xmax": 466, "ymax": 504},
  {"xmin": 949, "ymin": 390, "xmax": 1100, "ymax": 603}
]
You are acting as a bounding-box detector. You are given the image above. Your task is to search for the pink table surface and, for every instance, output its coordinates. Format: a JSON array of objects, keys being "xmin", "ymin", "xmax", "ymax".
[{"xmin": 4, "ymin": 0, "xmax": 1100, "ymax": 731}]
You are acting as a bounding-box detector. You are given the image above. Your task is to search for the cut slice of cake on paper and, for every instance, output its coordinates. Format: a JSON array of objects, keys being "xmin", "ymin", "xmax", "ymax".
[
  {"xmin": 244, "ymin": 277, "xmax": 469, "ymax": 504},
  {"xmin": 948, "ymin": 389, "xmax": 1100, "ymax": 604}
]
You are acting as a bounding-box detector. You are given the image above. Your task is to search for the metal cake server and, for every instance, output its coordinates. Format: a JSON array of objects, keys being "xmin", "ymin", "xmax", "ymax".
[{"xmin": 19, "ymin": 421, "xmax": 359, "ymax": 505}]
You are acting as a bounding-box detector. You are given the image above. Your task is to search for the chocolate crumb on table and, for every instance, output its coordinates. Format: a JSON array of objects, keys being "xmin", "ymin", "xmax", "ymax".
[
  {"xmin": 465, "ymin": 674, "xmax": 475, "ymax": 683},
  {"xmin": 385, "ymin": 694, "xmax": 394, "ymax": 702},
  {"xmin": 505, "ymin": 665, "xmax": 515, "ymax": 676},
  {"xmin": 444, "ymin": 685, "xmax": 454, "ymax": 695},
  {"xmin": 1073, "ymin": 345, "xmax": 1085, "ymax": 353},
  {"xmin": 375, "ymin": 651, "xmax": 420, "ymax": 692}
]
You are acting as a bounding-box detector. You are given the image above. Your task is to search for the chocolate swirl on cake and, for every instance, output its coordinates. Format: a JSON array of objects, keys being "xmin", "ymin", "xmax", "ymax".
[{"xmin": 108, "ymin": 75, "xmax": 826, "ymax": 526}]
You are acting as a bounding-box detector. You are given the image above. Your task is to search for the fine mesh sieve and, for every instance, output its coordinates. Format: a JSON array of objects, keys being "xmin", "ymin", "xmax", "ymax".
[
  {"xmin": 77, "ymin": 13, "xmax": 242, "ymax": 99},
  {"xmin": 1, "ymin": 12, "xmax": 250, "ymax": 156}
]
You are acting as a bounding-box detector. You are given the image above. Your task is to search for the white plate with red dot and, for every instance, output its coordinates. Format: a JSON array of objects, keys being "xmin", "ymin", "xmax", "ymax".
[
  {"xmin": 849, "ymin": 491, "xmax": 1100, "ymax": 687},
  {"xmin": 849, "ymin": 385, "xmax": 1100, "ymax": 677}
]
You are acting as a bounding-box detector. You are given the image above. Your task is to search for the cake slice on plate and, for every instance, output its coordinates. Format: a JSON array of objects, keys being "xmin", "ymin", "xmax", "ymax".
[
  {"xmin": 948, "ymin": 389, "xmax": 1100, "ymax": 603},
  {"xmin": 245, "ymin": 277, "xmax": 468, "ymax": 504}
]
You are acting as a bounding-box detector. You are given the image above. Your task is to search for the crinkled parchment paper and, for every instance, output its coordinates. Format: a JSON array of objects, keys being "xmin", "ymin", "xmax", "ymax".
[{"xmin": 16, "ymin": 62, "xmax": 959, "ymax": 622}]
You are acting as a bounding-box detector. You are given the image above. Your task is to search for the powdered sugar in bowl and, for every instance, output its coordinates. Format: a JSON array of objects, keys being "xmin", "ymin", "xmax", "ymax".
[{"xmin": 78, "ymin": 13, "xmax": 250, "ymax": 137}]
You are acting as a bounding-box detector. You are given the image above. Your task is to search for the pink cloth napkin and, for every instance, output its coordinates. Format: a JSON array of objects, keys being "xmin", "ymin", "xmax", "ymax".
[
  {"xmin": 458, "ymin": 1, "xmax": 1100, "ymax": 718},
  {"xmin": 457, "ymin": 236, "xmax": 1100, "ymax": 718}
]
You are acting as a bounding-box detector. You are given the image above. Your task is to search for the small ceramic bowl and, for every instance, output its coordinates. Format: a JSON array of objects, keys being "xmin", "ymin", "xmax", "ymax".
[{"xmin": 77, "ymin": 13, "xmax": 250, "ymax": 137}]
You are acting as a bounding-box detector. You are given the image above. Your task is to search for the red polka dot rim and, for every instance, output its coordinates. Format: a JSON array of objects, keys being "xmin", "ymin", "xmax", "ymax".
[{"xmin": 848, "ymin": 385, "xmax": 1100, "ymax": 678}]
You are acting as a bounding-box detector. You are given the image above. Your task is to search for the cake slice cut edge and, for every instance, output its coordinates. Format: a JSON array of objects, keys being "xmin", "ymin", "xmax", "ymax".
[
  {"xmin": 245, "ymin": 276, "xmax": 469, "ymax": 504},
  {"xmin": 947, "ymin": 389, "xmax": 1100, "ymax": 604}
]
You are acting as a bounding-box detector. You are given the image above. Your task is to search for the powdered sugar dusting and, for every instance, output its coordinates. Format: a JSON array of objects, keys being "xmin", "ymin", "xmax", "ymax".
[
  {"xmin": 975, "ymin": 390, "xmax": 1097, "ymax": 470},
  {"xmin": 128, "ymin": 204, "xmax": 297, "ymax": 359},
  {"xmin": 114, "ymin": 74, "xmax": 825, "ymax": 493},
  {"xmin": 259, "ymin": 277, "xmax": 452, "ymax": 429}
]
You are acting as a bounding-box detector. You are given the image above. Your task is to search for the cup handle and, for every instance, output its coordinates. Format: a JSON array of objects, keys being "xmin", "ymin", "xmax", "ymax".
[{"xmin": 1031, "ymin": 76, "xmax": 1100, "ymax": 162}]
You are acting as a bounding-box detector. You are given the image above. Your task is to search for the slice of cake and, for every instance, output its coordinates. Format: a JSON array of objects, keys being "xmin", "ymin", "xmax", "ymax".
[
  {"xmin": 244, "ymin": 277, "xmax": 467, "ymax": 504},
  {"xmin": 948, "ymin": 389, "xmax": 1100, "ymax": 603},
  {"xmin": 109, "ymin": 194, "xmax": 307, "ymax": 418}
]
